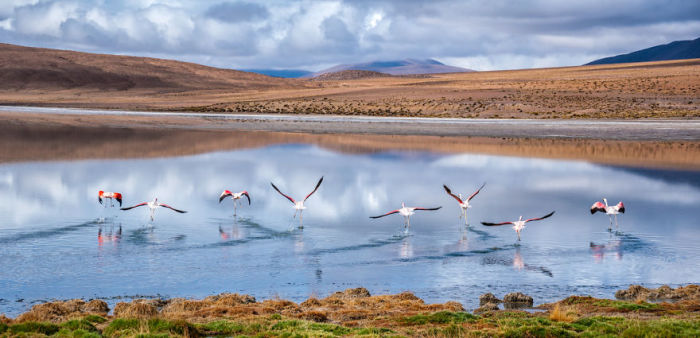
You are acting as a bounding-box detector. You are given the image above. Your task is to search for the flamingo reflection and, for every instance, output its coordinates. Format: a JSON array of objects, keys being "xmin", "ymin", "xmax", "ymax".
[{"xmin": 97, "ymin": 225, "xmax": 122, "ymax": 246}]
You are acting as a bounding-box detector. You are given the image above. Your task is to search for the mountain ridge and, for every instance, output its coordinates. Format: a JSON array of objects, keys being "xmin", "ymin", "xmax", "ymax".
[
  {"xmin": 310, "ymin": 58, "xmax": 473, "ymax": 77},
  {"xmin": 587, "ymin": 37, "xmax": 700, "ymax": 65}
]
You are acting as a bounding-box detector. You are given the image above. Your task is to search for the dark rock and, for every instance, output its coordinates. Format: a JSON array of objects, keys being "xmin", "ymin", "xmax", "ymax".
[
  {"xmin": 479, "ymin": 293, "xmax": 502, "ymax": 306},
  {"xmin": 474, "ymin": 302, "xmax": 499, "ymax": 314},
  {"xmin": 503, "ymin": 292, "xmax": 533, "ymax": 306},
  {"xmin": 615, "ymin": 285, "xmax": 650, "ymax": 300}
]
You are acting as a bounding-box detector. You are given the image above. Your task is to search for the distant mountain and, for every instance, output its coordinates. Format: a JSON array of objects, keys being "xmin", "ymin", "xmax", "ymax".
[
  {"xmin": 587, "ymin": 37, "xmax": 700, "ymax": 65},
  {"xmin": 312, "ymin": 70, "xmax": 393, "ymax": 81},
  {"xmin": 311, "ymin": 59, "xmax": 473, "ymax": 77},
  {"xmin": 243, "ymin": 69, "xmax": 313, "ymax": 78}
]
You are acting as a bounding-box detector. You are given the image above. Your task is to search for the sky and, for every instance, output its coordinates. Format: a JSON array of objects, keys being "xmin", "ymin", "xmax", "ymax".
[{"xmin": 0, "ymin": 0, "xmax": 698, "ymax": 71}]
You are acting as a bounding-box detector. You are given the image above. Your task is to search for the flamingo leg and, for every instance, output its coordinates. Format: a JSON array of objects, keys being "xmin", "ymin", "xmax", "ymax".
[
  {"xmin": 615, "ymin": 214, "xmax": 619, "ymax": 229},
  {"xmin": 464, "ymin": 209, "xmax": 469, "ymax": 226},
  {"xmin": 150, "ymin": 208, "xmax": 155, "ymax": 222},
  {"xmin": 299, "ymin": 210, "xmax": 304, "ymax": 229},
  {"xmin": 608, "ymin": 215, "xmax": 613, "ymax": 230},
  {"xmin": 517, "ymin": 231, "xmax": 521, "ymax": 241},
  {"xmin": 233, "ymin": 199, "xmax": 238, "ymax": 217}
]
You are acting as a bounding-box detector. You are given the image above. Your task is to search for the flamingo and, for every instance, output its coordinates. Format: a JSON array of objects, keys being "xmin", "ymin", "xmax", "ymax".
[
  {"xmin": 98, "ymin": 191, "xmax": 122, "ymax": 207},
  {"xmin": 481, "ymin": 211, "xmax": 555, "ymax": 241},
  {"xmin": 271, "ymin": 176, "xmax": 323, "ymax": 228},
  {"xmin": 591, "ymin": 198, "xmax": 625, "ymax": 229},
  {"xmin": 120, "ymin": 198, "xmax": 186, "ymax": 221},
  {"xmin": 370, "ymin": 202, "xmax": 442, "ymax": 232},
  {"xmin": 443, "ymin": 183, "xmax": 485, "ymax": 225},
  {"xmin": 219, "ymin": 190, "xmax": 251, "ymax": 216}
]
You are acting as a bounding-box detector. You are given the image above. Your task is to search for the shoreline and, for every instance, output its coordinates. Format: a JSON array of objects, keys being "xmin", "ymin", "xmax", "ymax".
[
  {"xmin": 2, "ymin": 105, "xmax": 700, "ymax": 141},
  {"xmin": 2, "ymin": 109, "xmax": 700, "ymax": 170},
  {"xmin": 1, "ymin": 285, "xmax": 698, "ymax": 337}
]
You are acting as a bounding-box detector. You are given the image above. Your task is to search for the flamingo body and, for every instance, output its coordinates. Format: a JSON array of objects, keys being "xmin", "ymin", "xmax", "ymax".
[
  {"xmin": 98, "ymin": 191, "xmax": 123, "ymax": 207},
  {"xmin": 481, "ymin": 211, "xmax": 555, "ymax": 241},
  {"xmin": 219, "ymin": 190, "xmax": 251, "ymax": 216},
  {"xmin": 370, "ymin": 202, "xmax": 442, "ymax": 232},
  {"xmin": 591, "ymin": 198, "xmax": 625, "ymax": 229},
  {"xmin": 443, "ymin": 183, "xmax": 485, "ymax": 225},
  {"xmin": 121, "ymin": 197, "xmax": 186, "ymax": 221},
  {"xmin": 271, "ymin": 176, "xmax": 323, "ymax": 228}
]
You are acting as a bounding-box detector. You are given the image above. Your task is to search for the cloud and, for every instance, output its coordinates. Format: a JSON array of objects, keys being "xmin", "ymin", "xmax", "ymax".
[
  {"xmin": 204, "ymin": 2, "xmax": 269, "ymax": 23},
  {"xmin": 0, "ymin": 0, "xmax": 697, "ymax": 70}
]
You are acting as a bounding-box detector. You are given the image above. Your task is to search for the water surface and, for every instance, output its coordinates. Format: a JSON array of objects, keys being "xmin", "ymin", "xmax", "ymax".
[{"xmin": 1, "ymin": 144, "xmax": 699, "ymax": 316}]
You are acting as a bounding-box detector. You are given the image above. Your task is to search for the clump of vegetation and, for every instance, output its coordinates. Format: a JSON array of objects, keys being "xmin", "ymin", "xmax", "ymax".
[{"xmin": 3, "ymin": 287, "xmax": 700, "ymax": 337}]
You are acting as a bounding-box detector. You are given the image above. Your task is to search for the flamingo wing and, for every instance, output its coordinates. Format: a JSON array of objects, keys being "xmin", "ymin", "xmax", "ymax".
[
  {"xmin": 616, "ymin": 202, "xmax": 625, "ymax": 213},
  {"xmin": 159, "ymin": 203, "xmax": 187, "ymax": 213},
  {"xmin": 120, "ymin": 202, "xmax": 148, "ymax": 211},
  {"xmin": 590, "ymin": 202, "xmax": 606, "ymax": 214},
  {"xmin": 443, "ymin": 185, "xmax": 463, "ymax": 203},
  {"xmin": 98, "ymin": 196, "xmax": 103, "ymax": 205},
  {"xmin": 414, "ymin": 206, "xmax": 442, "ymax": 212},
  {"xmin": 115, "ymin": 193, "xmax": 123, "ymax": 207},
  {"xmin": 271, "ymin": 183, "xmax": 296, "ymax": 204},
  {"xmin": 481, "ymin": 221, "xmax": 513, "ymax": 226},
  {"xmin": 370, "ymin": 210, "xmax": 400, "ymax": 219},
  {"xmin": 525, "ymin": 211, "xmax": 555, "ymax": 223},
  {"xmin": 304, "ymin": 176, "xmax": 324, "ymax": 201},
  {"xmin": 241, "ymin": 191, "xmax": 251, "ymax": 205},
  {"xmin": 467, "ymin": 182, "xmax": 486, "ymax": 202},
  {"xmin": 219, "ymin": 190, "xmax": 233, "ymax": 203}
]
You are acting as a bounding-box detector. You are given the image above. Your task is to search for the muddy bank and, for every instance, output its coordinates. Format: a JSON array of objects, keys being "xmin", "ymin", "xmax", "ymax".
[{"xmin": 2, "ymin": 111, "xmax": 700, "ymax": 170}]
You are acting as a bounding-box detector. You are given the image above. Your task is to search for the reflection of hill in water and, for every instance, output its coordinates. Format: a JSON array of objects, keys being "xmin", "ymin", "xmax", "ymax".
[
  {"xmin": 2, "ymin": 117, "xmax": 699, "ymax": 170},
  {"xmin": 607, "ymin": 166, "xmax": 700, "ymax": 189}
]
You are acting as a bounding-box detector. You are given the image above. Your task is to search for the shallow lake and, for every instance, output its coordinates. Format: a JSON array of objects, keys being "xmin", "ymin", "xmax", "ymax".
[{"xmin": 1, "ymin": 143, "xmax": 700, "ymax": 316}]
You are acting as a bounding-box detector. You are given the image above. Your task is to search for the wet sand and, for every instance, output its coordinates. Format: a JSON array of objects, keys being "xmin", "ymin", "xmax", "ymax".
[{"xmin": 1, "ymin": 109, "xmax": 700, "ymax": 169}]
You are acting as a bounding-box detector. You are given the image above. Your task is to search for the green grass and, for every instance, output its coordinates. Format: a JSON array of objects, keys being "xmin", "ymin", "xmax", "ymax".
[
  {"xmin": 102, "ymin": 318, "xmax": 140, "ymax": 336},
  {"xmin": 7, "ymin": 322, "xmax": 60, "ymax": 335},
  {"xmin": 400, "ymin": 311, "xmax": 478, "ymax": 325},
  {"xmin": 1, "ymin": 308, "xmax": 699, "ymax": 337},
  {"xmin": 60, "ymin": 319, "xmax": 98, "ymax": 332},
  {"xmin": 83, "ymin": 315, "xmax": 107, "ymax": 324}
]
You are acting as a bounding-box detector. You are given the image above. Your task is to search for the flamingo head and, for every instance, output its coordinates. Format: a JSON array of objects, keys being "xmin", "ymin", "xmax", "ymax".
[
  {"xmin": 603, "ymin": 197, "xmax": 608, "ymax": 206},
  {"xmin": 401, "ymin": 202, "xmax": 406, "ymax": 209}
]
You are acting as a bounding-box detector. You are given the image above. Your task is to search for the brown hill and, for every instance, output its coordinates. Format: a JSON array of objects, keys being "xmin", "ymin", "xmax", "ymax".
[
  {"xmin": 0, "ymin": 43, "xmax": 303, "ymax": 92},
  {"xmin": 312, "ymin": 70, "xmax": 393, "ymax": 81}
]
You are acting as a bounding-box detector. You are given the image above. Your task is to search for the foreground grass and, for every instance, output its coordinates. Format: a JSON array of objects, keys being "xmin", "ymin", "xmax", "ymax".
[
  {"xmin": 4, "ymin": 289, "xmax": 700, "ymax": 337},
  {"xmin": 2, "ymin": 311, "xmax": 699, "ymax": 337}
]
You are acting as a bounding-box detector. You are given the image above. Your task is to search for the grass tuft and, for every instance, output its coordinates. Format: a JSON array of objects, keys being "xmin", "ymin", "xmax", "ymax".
[
  {"xmin": 549, "ymin": 303, "xmax": 576, "ymax": 322},
  {"xmin": 8, "ymin": 321, "xmax": 61, "ymax": 335}
]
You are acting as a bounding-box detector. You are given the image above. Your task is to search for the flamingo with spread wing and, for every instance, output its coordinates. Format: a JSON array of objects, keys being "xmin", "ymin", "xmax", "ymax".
[
  {"xmin": 271, "ymin": 176, "xmax": 323, "ymax": 228},
  {"xmin": 370, "ymin": 202, "xmax": 442, "ymax": 232},
  {"xmin": 219, "ymin": 190, "xmax": 250, "ymax": 216},
  {"xmin": 121, "ymin": 198, "xmax": 186, "ymax": 221},
  {"xmin": 482, "ymin": 211, "xmax": 555, "ymax": 241},
  {"xmin": 443, "ymin": 183, "xmax": 485, "ymax": 225}
]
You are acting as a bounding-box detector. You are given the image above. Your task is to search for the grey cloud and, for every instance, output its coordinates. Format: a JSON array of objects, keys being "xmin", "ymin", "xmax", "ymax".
[
  {"xmin": 204, "ymin": 2, "xmax": 269, "ymax": 22},
  {"xmin": 0, "ymin": 0, "xmax": 697, "ymax": 70}
]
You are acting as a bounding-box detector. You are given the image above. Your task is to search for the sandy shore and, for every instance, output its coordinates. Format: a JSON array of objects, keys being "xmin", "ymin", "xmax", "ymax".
[{"xmin": 2, "ymin": 109, "xmax": 700, "ymax": 170}]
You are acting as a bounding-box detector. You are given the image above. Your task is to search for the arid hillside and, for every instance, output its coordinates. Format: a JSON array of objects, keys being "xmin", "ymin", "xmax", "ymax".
[
  {"xmin": 0, "ymin": 43, "xmax": 698, "ymax": 118},
  {"xmin": 0, "ymin": 43, "xmax": 307, "ymax": 92}
]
